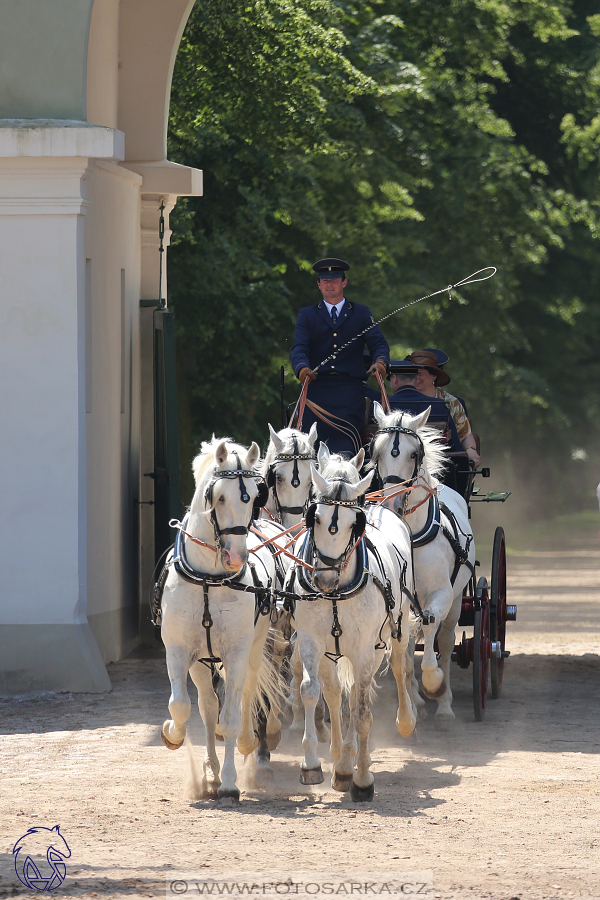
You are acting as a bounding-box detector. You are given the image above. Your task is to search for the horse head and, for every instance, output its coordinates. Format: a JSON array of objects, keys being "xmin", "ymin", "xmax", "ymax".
[
  {"xmin": 192, "ymin": 438, "xmax": 260, "ymax": 572},
  {"xmin": 370, "ymin": 403, "xmax": 445, "ymax": 514},
  {"xmin": 262, "ymin": 423, "xmax": 318, "ymax": 527}
]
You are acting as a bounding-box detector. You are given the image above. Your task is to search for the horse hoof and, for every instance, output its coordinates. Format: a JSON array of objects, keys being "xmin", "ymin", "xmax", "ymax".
[
  {"xmin": 331, "ymin": 771, "xmax": 352, "ymax": 793},
  {"xmin": 161, "ymin": 729, "xmax": 184, "ymax": 751},
  {"xmin": 351, "ymin": 781, "xmax": 374, "ymax": 803},
  {"xmin": 396, "ymin": 715, "xmax": 417, "ymax": 738},
  {"xmin": 237, "ymin": 735, "xmax": 259, "ymax": 755},
  {"xmin": 266, "ymin": 730, "xmax": 282, "ymax": 752},
  {"xmin": 217, "ymin": 788, "xmax": 240, "ymax": 805},
  {"xmin": 421, "ymin": 679, "xmax": 447, "ymax": 700},
  {"xmin": 300, "ymin": 765, "xmax": 324, "ymax": 785},
  {"xmin": 434, "ymin": 713, "xmax": 454, "ymax": 732},
  {"xmin": 202, "ymin": 782, "xmax": 220, "ymax": 800},
  {"xmin": 417, "ymin": 705, "xmax": 428, "ymax": 722}
]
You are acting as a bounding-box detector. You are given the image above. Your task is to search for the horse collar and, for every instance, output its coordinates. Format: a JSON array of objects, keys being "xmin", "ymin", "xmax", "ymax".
[
  {"xmin": 295, "ymin": 530, "xmax": 369, "ymax": 600},
  {"xmin": 410, "ymin": 494, "xmax": 441, "ymax": 548},
  {"xmin": 173, "ymin": 516, "xmax": 248, "ymax": 586}
]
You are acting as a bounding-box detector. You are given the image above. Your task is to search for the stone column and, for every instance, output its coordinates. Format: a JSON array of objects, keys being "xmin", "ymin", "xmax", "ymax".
[{"xmin": 0, "ymin": 121, "xmax": 123, "ymax": 694}]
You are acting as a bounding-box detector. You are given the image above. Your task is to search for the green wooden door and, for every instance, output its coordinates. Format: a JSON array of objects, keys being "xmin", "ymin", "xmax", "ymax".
[{"xmin": 153, "ymin": 308, "xmax": 181, "ymax": 564}]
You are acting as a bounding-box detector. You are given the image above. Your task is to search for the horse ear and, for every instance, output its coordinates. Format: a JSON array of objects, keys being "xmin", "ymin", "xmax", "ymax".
[
  {"xmin": 308, "ymin": 422, "xmax": 318, "ymax": 446},
  {"xmin": 246, "ymin": 441, "xmax": 260, "ymax": 468},
  {"xmin": 215, "ymin": 440, "xmax": 229, "ymax": 466},
  {"xmin": 311, "ymin": 464, "xmax": 330, "ymax": 496},
  {"xmin": 373, "ymin": 401, "xmax": 387, "ymax": 427},
  {"xmin": 317, "ymin": 443, "xmax": 330, "ymax": 468},
  {"xmin": 268, "ymin": 423, "xmax": 285, "ymax": 452},
  {"xmin": 348, "ymin": 470, "xmax": 374, "ymax": 498},
  {"xmin": 349, "ymin": 448, "xmax": 365, "ymax": 472},
  {"xmin": 411, "ymin": 408, "xmax": 431, "ymax": 431}
]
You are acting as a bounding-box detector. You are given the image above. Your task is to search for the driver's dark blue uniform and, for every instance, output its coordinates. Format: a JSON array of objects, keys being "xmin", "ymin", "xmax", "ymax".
[{"xmin": 291, "ymin": 260, "xmax": 389, "ymax": 454}]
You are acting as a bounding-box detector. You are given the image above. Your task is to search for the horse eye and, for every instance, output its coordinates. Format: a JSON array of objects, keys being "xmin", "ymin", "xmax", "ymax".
[
  {"xmin": 276, "ymin": 474, "xmax": 285, "ymax": 484},
  {"xmin": 315, "ymin": 515, "xmax": 321, "ymax": 525},
  {"xmin": 219, "ymin": 495, "xmax": 225, "ymax": 502},
  {"xmin": 410, "ymin": 452, "xmax": 417, "ymax": 459}
]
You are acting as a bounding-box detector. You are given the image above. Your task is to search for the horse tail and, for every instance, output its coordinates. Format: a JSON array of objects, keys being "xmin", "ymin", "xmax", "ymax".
[
  {"xmin": 337, "ymin": 657, "xmax": 379, "ymax": 705},
  {"xmin": 250, "ymin": 632, "xmax": 288, "ymax": 721}
]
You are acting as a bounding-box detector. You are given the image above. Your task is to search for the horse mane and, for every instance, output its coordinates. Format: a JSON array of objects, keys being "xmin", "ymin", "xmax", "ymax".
[
  {"xmin": 316, "ymin": 454, "xmax": 360, "ymax": 501},
  {"xmin": 260, "ymin": 428, "xmax": 315, "ymax": 476},
  {"xmin": 369, "ymin": 410, "xmax": 448, "ymax": 478}
]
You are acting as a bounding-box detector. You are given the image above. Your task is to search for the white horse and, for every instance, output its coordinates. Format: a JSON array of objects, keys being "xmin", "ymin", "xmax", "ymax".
[
  {"xmin": 370, "ymin": 404, "xmax": 476, "ymax": 728},
  {"xmin": 253, "ymin": 423, "xmax": 334, "ymax": 764},
  {"xmin": 160, "ymin": 437, "xmax": 280, "ymax": 803},
  {"xmin": 290, "ymin": 452, "xmax": 415, "ymax": 801}
]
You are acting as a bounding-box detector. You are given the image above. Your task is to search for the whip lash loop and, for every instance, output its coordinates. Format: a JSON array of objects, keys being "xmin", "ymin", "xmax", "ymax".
[{"xmin": 312, "ymin": 267, "xmax": 496, "ymax": 374}]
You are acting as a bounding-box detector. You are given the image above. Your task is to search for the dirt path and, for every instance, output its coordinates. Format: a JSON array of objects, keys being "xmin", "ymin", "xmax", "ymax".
[{"xmin": 1, "ymin": 532, "xmax": 599, "ymax": 900}]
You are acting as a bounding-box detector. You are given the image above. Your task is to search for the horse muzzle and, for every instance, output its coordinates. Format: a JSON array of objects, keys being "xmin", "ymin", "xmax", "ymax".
[
  {"xmin": 313, "ymin": 569, "xmax": 340, "ymax": 594},
  {"xmin": 221, "ymin": 547, "xmax": 247, "ymax": 571}
]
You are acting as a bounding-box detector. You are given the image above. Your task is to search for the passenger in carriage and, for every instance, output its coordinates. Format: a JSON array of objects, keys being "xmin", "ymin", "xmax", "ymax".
[
  {"xmin": 405, "ymin": 349, "xmax": 481, "ymax": 468},
  {"xmin": 387, "ymin": 361, "xmax": 463, "ymax": 456}
]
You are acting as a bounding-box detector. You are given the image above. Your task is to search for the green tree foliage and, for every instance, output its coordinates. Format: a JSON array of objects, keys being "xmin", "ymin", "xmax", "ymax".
[{"xmin": 168, "ymin": 0, "xmax": 600, "ymax": 511}]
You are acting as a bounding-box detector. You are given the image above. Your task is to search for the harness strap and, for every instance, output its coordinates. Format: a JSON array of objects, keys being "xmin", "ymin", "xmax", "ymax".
[
  {"xmin": 304, "ymin": 399, "xmax": 361, "ymax": 456},
  {"xmin": 200, "ymin": 578, "xmax": 220, "ymax": 666},
  {"xmin": 324, "ymin": 597, "xmax": 344, "ymax": 663},
  {"xmin": 439, "ymin": 501, "xmax": 475, "ymax": 586}
]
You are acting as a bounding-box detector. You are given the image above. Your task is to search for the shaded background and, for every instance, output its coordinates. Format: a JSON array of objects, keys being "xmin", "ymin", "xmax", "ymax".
[{"xmin": 167, "ymin": 0, "xmax": 600, "ymax": 514}]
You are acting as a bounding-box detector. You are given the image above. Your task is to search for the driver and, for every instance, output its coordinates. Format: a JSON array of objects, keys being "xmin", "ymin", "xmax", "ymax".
[{"xmin": 290, "ymin": 258, "xmax": 389, "ymax": 455}]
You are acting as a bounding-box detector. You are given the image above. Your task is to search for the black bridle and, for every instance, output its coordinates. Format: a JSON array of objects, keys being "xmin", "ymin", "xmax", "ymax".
[
  {"xmin": 204, "ymin": 453, "xmax": 255, "ymax": 548},
  {"xmin": 306, "ymin": 481, "xmax": 366, "ymax": 578},
  {"xmin": 267, "ymin": 435, "xmax": 315, "ymax": 521}
]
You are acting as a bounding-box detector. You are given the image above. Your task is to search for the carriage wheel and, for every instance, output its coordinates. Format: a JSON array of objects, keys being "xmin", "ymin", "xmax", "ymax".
[
  {"xmin": 472, "ymin": 578, "xmax": 490, "ymax": 722},
  {"xmin": 490, "ymin": 526, "xmax": 507, "ymax": 699}
]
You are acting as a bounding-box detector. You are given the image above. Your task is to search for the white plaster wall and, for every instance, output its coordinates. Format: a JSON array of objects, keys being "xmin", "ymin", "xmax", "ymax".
[
  {"xmin": 83, "ymin": 160, "xmax": 143, "ymax": 662},
  {"xmin": 86, "ymin": 0, "xmax": 119, "ymax": 130},
  {"xmin": 0, "ymin": 159, "xmax": 88, "ymax": 626}
]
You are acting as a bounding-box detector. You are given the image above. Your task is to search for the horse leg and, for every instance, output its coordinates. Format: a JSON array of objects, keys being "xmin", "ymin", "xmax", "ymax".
[
  {"xmin": 189, "ymin": 661, "xmax": 221, "ymax": 797},
  {"xmin": 420, "ymin": 620, "xmax": 445, "ymax": 699},
  {"xmin": 218, "ymin": 655, "xmax": 249, "ymax": 804},
  {"xmin": 289, "ymin": 642, "xmax": 304, "ymax": 733},
  {"xmin": 238, "ymin": 617, "xmax": 271, "ymax": 757},
  {"xmin": 299, "ymin": 638, "xmax": 324, "ymax": 784},
  {"xmin": 319, "ymin": 662, "xmax": 343, "ymax": 769},
  {"xmin": 254, "ymin": 705, "xmax": 274, "ymax": 788},
  {"xmin": 161, "ymin": 646, "xmax": 191, "ymax": 750},
  {"xmin": 433, "ymin": 594, "xmax": 462, "ymax": 730},
  {"xmin": 265, "ymin": 621, "xmax": 290, "ymax": 750},
  {"xmin": 332, "ymin": 681, "xmax": 357, "ymax": 793},
  {"xmin": 351, "ymin": 658, "xmax": 377, "ymax": 802},
  {"xmin": 390, "ymin": 630, "xmax": 417, "ymax": 738},
  {"xmin": 408, "ymin": 636, "xmax": 426, "ymax": 721}
]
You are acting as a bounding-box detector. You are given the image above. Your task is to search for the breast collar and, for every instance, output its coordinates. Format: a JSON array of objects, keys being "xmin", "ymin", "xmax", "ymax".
[
  {"xmin": 294, "ymin": 529, "xmax": 369, "ymax": 600},
  {"xmin": 410, "ymin": 494, "xmax": 442, "ymax": 548},
  {"xmin": 173, "ymin": 514, "xmax": 248, "ymax": 587}
]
